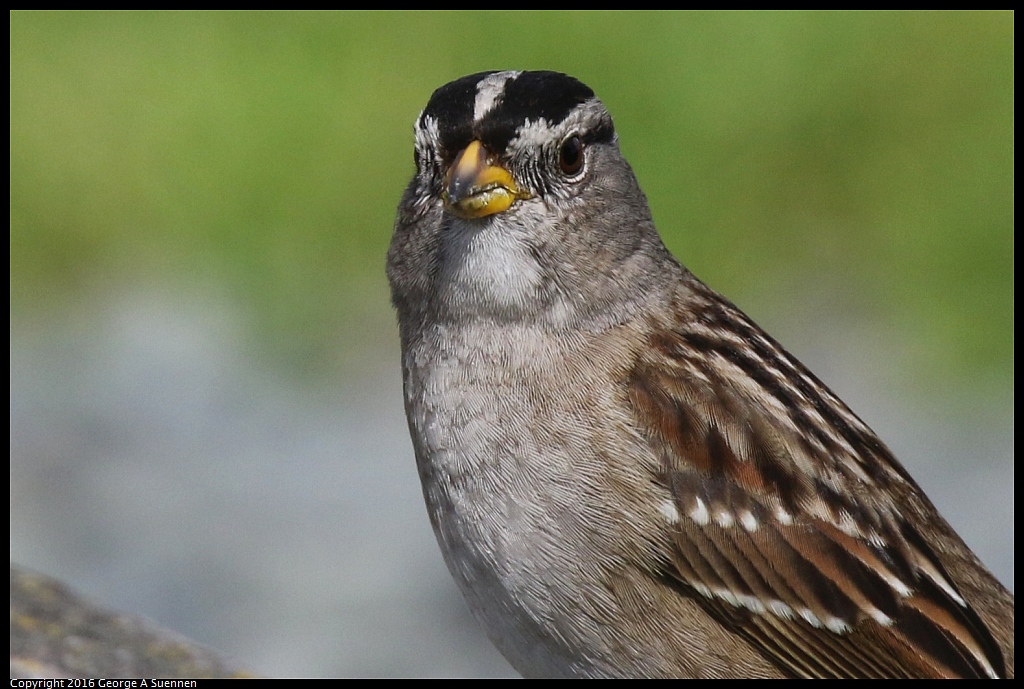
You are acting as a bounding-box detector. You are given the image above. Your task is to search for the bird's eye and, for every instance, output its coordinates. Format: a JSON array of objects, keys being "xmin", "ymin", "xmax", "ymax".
[{"xmin": 558, "ymin": 136, "xmax": 585, "ymax": 176}]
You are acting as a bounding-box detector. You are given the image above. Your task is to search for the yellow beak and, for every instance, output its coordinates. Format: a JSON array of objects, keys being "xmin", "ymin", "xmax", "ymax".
[{"xmin": 443, "ymin": 140, "xmax": 529, "ymax": 218}]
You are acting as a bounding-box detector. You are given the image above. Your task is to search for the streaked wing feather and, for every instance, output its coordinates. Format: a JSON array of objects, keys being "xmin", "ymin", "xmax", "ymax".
[{"xmin": 626, "ymin": 287, "xmax": 1006, "ymax": 679}]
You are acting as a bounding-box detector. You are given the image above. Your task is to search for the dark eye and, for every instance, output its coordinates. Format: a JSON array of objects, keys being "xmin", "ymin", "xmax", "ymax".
[{"xmin": 558, "ymin": 135, "xmax": 585, "ymax": 175}]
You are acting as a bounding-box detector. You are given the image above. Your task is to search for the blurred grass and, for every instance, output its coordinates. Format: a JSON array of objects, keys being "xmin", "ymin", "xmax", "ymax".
[{"xmin": 10, "ymin": 11, "xmax": 1013, "ymax": 383}]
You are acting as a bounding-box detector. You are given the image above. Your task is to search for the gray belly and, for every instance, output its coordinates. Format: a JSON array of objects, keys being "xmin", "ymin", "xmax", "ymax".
[{"xmin": 400, "ymin": 323, "xmax": 670, "ymax": 676}]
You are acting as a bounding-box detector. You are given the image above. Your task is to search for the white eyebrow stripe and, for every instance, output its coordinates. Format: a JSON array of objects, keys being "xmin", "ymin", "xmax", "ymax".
[
  {"xmin": 474, "ymin": 71, "xmax": 521, "ymax": 123},
  {"xmin": 414, "ymin": 115, "xmax": 441, "ymax": 157}
]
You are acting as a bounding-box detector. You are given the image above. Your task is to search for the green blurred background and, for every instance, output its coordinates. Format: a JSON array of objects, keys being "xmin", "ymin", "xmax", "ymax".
[{"xmin": 10, "ymin": 11, "xmax": 1013, "ymax": 678}]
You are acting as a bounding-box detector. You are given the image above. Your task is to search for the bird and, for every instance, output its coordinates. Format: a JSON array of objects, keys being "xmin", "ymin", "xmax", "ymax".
[{"xmin": 386, "ymin": 70, "xmax": 1014, "ymax": 678}]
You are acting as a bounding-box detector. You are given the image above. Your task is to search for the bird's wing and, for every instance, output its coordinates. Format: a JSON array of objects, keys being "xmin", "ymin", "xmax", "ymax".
[{"xmin": 624, "ymin": 287, "xmax": 1005, "ymax": 678}]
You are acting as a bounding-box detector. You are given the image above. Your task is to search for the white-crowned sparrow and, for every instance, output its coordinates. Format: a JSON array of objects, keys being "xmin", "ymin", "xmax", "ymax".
[{"xmin": 386, "ymin": 70, "xmax": 1013, "ymax": 678}]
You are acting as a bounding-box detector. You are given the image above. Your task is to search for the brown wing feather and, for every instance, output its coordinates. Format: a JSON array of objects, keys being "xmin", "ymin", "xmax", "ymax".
[{"xmin": 626, "ymin": 285, "xmax": 1007, "ymax": 678}]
